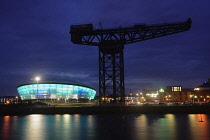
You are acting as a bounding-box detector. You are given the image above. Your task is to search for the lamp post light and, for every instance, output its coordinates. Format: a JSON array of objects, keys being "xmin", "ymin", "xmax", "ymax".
[
  {"xmin": 16, "ymin": 96, "xmax": 18, "ymax": 104},
  {"xmin": 35, "ymin": 77, "xmax": 40, "ymax": 102}
]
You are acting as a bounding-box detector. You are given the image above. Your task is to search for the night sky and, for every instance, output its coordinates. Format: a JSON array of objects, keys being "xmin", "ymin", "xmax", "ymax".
[{"xmin": 1, "ymin": 0, "xmax": 210, "ymax": 96}]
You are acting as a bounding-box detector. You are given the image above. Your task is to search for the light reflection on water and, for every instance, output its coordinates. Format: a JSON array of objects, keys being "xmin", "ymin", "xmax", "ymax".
[{"xmin": 0, "ymin": 114, "xmax": 209, "ymax": 140}]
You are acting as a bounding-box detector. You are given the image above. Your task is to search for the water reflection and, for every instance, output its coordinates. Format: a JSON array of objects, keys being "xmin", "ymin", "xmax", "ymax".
[
  {"xmin": 0, "ymin": 114, "xmax": 209, "ymax": 140},
  {"xmin": 1, "ymin": 116, "xmax": 10, "ymax": 140},
  {"xmin": 190, "ymin": 114, "xmax": 210, "ymax": 140}
]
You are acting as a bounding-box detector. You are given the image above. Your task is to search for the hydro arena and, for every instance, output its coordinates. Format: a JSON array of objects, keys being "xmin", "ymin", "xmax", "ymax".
[{"xmin": 17, "ymin": 81, "xmax": 96, "ymax": 100}]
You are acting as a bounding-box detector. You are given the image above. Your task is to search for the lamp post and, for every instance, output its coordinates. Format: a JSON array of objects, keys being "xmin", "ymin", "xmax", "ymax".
[
  {"xmin": 16, "ymin": 96, "xmax": 18, "ymax": 104},
  {"xmin": 35, "ymin": 77, "xmax": 40, "ymax": 102}
]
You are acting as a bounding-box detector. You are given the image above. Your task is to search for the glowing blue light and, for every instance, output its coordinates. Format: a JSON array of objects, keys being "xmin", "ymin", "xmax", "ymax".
[{"xmin": 17, "ymin": 83, "xmax": 96, "ymax": 100}]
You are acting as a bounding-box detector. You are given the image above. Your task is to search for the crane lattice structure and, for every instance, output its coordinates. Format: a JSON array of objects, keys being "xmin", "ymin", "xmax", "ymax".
[{"xmin": 70, "ymin": 18, "xmax": 192, "ymax": 105}]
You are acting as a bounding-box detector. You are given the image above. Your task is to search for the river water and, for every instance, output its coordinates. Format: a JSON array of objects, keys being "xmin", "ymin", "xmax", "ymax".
[{"xmin": 0, "ymin": 114, "xmax": 209, "ymax": 140}]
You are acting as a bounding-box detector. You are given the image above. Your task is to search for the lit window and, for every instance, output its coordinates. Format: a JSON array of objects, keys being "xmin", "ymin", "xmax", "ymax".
[
  {"xmin": 194, "ymin": 88, "xmax": 199, "ymax": 90},
  {"xmin": 172, "ymin": 86, "xmax": 181, "ymax": 91}
]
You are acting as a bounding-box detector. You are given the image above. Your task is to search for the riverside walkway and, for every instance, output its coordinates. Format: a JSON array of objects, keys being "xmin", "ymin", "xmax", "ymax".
[{"xmin": 1, "ymin": 105, "xmax": 210, "ymax": 115}]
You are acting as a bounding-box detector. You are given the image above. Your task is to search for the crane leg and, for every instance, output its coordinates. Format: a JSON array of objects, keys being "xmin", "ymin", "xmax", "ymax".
[{"xmin": 98, "ymin": 43, "xmax": 125, "ymax": 105}]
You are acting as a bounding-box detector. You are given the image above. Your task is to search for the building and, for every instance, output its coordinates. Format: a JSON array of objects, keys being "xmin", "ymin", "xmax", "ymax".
[
  {"xmin": 17, "ymin": 81, "xmax": 96, "ymax": 100},
  {"xmin": 161, "ymin": 86, "xmax": 194, "ymax": 102},
  {"xmin": 142, "ymin": 89, "xmax": 163, "ymax": 102},
  {"xmin": 125, "ymin": 93, "xmax": 140, "ymax": 103},
  {"xmin": 193, "ymin": 78, "xmax": 210, "ymax": 102},
  {"xmin": 132, "ymin": 78, "xmax": 210, "ymax": 103},
  {"xmin": 0, "ymin": 96, "xmax": 19, "ymax": 104}
]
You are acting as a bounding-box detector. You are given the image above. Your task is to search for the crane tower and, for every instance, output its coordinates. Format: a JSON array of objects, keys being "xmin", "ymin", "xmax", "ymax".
[{"xmin": 69, "ymin": 18, "xmax": 192, "ymax": 105}]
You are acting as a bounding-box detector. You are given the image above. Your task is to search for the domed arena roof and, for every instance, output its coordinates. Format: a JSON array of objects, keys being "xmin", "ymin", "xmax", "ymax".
[{"xmin": 17, "ymin": 78, "xmax": 96, "ymax": 100}]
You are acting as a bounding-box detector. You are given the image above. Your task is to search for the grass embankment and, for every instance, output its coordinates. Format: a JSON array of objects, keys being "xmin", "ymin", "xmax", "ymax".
[{"xmin": 0, "ymin": 105, "xmax": 210, "ymax": 115}]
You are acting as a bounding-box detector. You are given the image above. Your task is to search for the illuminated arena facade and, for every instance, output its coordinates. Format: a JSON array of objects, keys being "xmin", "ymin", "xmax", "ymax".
[{"xmin": 17, "ymin": 82, "xmax": 96, "ymax": 100}]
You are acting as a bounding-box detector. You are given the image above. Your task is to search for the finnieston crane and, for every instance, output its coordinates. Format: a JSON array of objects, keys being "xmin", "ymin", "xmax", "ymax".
[{"xmin": 69, "ymin": 18, "xmax": 192, "ymax": 105}]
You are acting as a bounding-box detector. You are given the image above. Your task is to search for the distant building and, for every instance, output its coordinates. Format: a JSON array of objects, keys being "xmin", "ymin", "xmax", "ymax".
[
  {"xmin": 193, "ymin": 78, "xmax": 210, "ymax": 102},
  {"xmin": 125, "ymin": 92, "xmax": 140, "ymax": 102},
  {"xmin": 131, "ymin": 78, "xmax": 210, "ymax": 103},
  {"xmin": 161, "ymin": 86, "xmax": 194, "ymax": 102},
  {"xmin": 0, "ymin": 96, "xmax": 19, "ymax": 104},
  {"xmin": 142, "ymin": 89, "xmax": 163, "ymax": 102}
]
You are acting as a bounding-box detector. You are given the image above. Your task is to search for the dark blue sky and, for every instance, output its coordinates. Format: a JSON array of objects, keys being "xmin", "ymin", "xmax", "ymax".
[{"xmin": 1, "ymin": 0, "xmax": 210, "ymax": 96}]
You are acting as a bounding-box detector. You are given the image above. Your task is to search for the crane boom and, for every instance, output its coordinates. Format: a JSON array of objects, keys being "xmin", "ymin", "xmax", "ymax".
[{"xmin": 70, "ymin": 18, "xmax": 191, "ymax": 46}]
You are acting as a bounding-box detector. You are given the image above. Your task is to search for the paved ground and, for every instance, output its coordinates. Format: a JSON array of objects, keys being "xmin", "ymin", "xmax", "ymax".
[{"xmin": 1, "ymin": 105, "xmax": 210, "ymax": 115}]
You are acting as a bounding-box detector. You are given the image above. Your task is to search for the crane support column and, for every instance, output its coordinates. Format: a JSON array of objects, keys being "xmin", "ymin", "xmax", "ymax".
[{"xmin": 99, "ymin": 42, "xmax": 125, "ymax": 105}]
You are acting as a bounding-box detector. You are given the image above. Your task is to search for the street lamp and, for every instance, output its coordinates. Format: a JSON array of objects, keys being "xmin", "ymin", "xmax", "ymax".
[
  {"xmin": 16, "ymin": 96, "xmax": 18, "ymax": 104},
  {"xmin": 35, "ymin": 77, "xmax": 40, "ymax": 102}
]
